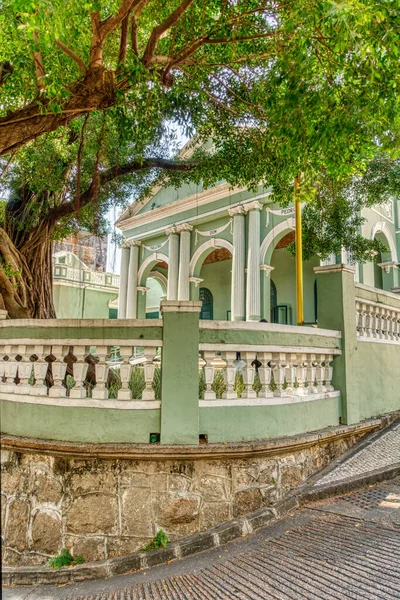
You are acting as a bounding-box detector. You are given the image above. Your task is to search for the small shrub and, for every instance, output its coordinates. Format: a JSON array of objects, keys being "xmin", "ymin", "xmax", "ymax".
[
  {"xmin": 141, "ymin": 529, "xmax": 169, "ymax": 552},
  {"xmin": 47, "ymin": 549, "xmax": 85, "ymax": 569}
]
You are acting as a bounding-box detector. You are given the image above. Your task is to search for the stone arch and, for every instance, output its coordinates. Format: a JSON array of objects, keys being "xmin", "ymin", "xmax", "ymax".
[
  {"xmin": 189, "ymin": 238, "xmax": 233, "ymax": 278},
  {"xmin": 260, "ymin": 218, "xmax": 296, "ymax": 265},
  {"xmin": 370, "ymin": 221, "xmax": 398, "ymax": 262},
  {"xmin": 138, "ymin": 253, "xmax": 169, "ymax": 286},
  {"xmin": 148, "ymin": 270, "xmax": 167, "ymax": 296}
]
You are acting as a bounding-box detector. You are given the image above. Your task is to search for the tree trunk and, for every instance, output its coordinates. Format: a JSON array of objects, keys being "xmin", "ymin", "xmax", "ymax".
[{"xmin": 0, "ymin": 226, "xmax": 56, "ymax": 319}]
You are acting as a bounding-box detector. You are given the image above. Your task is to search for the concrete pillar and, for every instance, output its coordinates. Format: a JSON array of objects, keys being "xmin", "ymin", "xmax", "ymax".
[
  {"xmin": 314, "ymin": 264, "xmax": 359, "ymax": 424},
  {"xmin": 177, "ymin": 224, "xmax": 193, "ymax": 301},
  {"xmin": 229, "ymin": 206, "xmax": 246, "ymax": 321},
  {"xmin": 244, "ymin": 202, "xmax": 262, "ymax": 321},
  {"xmin": 118, "ymin": 243, "xmax": 130, "ymax": 318},
  {"xmin": 160, "ymin": 300, "xmax": 202, "ymax": 444},
  {"xmin": 166, "ymin": 227, "xmax": 179, "ymax": 301},
  {"xmin": 126, "ymin": 242, "xmax": 141, "ymax": 318}
]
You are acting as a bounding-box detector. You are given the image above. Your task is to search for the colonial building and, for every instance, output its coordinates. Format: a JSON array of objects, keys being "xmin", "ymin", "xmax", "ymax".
[{"xmin": 116, "ymin": 176, "xmax": 400, "ymax": 324}]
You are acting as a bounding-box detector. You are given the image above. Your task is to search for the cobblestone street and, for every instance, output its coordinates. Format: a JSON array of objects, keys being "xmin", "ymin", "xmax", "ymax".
[{"xmin": 4, "ymin": 474, "xmax": 400, "ymax": 600}]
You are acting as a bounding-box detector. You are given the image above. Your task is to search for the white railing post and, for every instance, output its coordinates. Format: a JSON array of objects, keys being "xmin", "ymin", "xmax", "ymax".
[
  {"xmin": 272, "ymin": 352, "xmax": 287, "ymax": 397},
  {"xmin": 92, "ymin": 346, "xmax": 109, "ymax": 400},
  {"xmin": 315, "ymin": 354, "xmax": 327, "ymax": 393},
  {"xmin": 285, "ymin": 353, "xmax": 297, "ymax": 396},
  {"xmin": 118, "ymin": 346, "xmax": 133, "ymax": 401},
  {"xmin": 241, "ymin": 352, "xmax": 257, "ymax": 399},
  {"xmin": 306, "ymin": 354, "xmax": 318, "ymax": 394},
  {"xmin": 70, "ymin": 346, "xmax": 88, "ymax": 399},
  {"xmin": 142, "ymin": 346, "xmax": 156, "ymax": 401},
  {"xmin": 295, "ymin": 353, "xmax": 308, "ymax": 396},
  {"xmin": 258, "ymin": 352, "xmax": 273, "ymax": 398},
  {"xmin": 202, "ymin": 351, "xmax": 216, "ymax": 400},
  {"xmin": 49, "ymin": 345, "xmax": 68, "ymax": 398},
  {"xmin": 16, "ymin": 345, "xmax": 34, "ymax": 395},
  {"xmin": 3, "ymin": 346, "xmax": 18, "ymax": 393},
  {"xmin": 222, "ymin": 351, "xmax": 238, "ymax": 399},
  {"xmin": 31, "ymin": 345, "xmax": 50, "ymax": 396},
  {"xmin": 325, "ymin": 354, "xmax": 334, "ymax": 392}
]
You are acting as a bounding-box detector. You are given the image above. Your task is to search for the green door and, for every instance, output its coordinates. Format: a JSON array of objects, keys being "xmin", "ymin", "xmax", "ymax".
[{"xmin": 199, "ymin": 288, "xmax": 213, "ymax": 320}]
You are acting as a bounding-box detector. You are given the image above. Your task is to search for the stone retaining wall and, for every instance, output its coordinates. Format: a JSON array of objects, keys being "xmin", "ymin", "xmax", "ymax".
[{"xmin": 0, "ymin": 427, "xmax": 372, "ymax": 566}]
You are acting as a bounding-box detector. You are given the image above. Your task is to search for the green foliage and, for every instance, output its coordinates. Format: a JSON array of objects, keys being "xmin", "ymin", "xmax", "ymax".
[
  {"xmin": 141, "ymin": 529, "xmax": 169, "ymax": 552},
  {"xmin": 47, "ymin": 549, "xmax": 84, "ymax": 569},
  {"xmin": 0, "ymin": 258, "xmax": 21, "ymax": 286},
  {"xmin": 107, "ymin": 364, "xmax": 161, "ymax": 400}
]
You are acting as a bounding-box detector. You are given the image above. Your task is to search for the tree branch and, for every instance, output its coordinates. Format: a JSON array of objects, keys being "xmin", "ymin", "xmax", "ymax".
[
  {"xmin": 46, "ymin": 158, "xmax": 199, "ymax": 223},
  {"xmin": 142, "ymin": 0, "xmax": 195, "ymax": 66},
  {"xmin": 118, "ymin": 16, "xmax": 129, "ymax": 65},
  {"xmin": 33, "ymin": 31, "xmax": 45, "ymax": 92},
  {"xmin": 55, "ymin": 39, "xmax": 87, "ymax": 74},
  {"xmin": 100, "ymin": 0, "xmax": 144, "ymax": 39}
]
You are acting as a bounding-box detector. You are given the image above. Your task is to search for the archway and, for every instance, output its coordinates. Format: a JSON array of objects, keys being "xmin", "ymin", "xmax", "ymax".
[
  {"xmin": 189, "ymin": 239, "xmax": 233, "ymax": 320},
  {"xmin": 368, "ymin": 222, "xmax": 398, "ymax": 291},
  {"xmin": 137, "ymin": 253, "xmax": 169, "ymax": 318}
]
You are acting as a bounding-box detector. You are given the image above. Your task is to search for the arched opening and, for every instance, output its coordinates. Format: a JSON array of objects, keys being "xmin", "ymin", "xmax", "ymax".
[
  {"xmin": 199, "ymin": 288, "xmax": 213, "ymax": 320},
  {"xmin": 270, "ymin": 280, "xmax": 277, "ymax": 323},
  {"xmin": 373, "ymin": 231, "xmax": 391, "ymax": 291},
  {"xmin": 137, "ymin": 253, "xmax": 168, "ymax": 319}
]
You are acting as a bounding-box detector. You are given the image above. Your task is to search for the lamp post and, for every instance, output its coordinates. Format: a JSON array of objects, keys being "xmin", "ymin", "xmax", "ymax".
[{"xmin": 295, "ymin": 175, "xmax": 304, "ymax": 325}]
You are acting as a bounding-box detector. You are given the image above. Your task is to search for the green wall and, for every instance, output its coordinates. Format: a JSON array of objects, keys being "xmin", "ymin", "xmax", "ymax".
[
  {"xmin": 199, "ymin": 259, "xmax": 232, "ymax": 320},
  {"xmin": 54, "ymin": 285, "xmax": 118, "ymax": 319}
]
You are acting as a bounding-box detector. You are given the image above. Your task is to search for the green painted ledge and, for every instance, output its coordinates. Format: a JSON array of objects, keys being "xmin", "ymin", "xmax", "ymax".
[{"xmin": 355, "ymin": 283, "xmax": 400, "ymax": 309}]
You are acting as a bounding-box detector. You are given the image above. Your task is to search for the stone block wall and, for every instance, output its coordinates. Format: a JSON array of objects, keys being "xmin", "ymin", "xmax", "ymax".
[{"xmin": 1, "ymin": 430, "xmax": 366, "ymax": 566}]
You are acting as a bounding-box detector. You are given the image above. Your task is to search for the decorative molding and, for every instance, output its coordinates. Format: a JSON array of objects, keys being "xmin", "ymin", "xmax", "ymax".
[
  {"xmin": 137, "ymin": 252, "xmax": 169, "ymax": 284},
  {"xmin": 377, "ymin": 261, "xmax": 399, "ymax": 273},
  {"xmin": 160, "ymin": 300, "xmax": 202, "ymax": 313},
  {"xmin": 189, "ymin": 277, "xmax": 204, "ymax": 287},
  {"xmin": 175, "ymin": 223, "xmax": 193, "ymax": 233},
  {"xmin": 260, "ymin": 264, "xmax": 275, "ymax": 277},
  {"xmin": 370, "ymin": 220, "xmax": 398, "ymax": 261},
  {"xmin": 243, "ymin": 201, "xmax": 263, "ymax": 212},
  {"xmin": 260, "ymin": 217, "xmax": 296, "ymax": 263},
  {"xmin": 141, "ymin": 239, "xmax": 168, "ymax": 253},
  {"xmin": 228, "ymin": 205, "xmax": 245, "ymax": 217},
  {"xmin": 194, "ymin": 219, "xmax": 232, "ymax": 244},
  {"xmin": 137, "ymin": 286, "xmax": 149, "ymax": 295},
  {"xmin": 165, "ymin": 226, "xmax": 178, "ymax": 236},
  {"xmin": 189, "ymin": 238, "xmax": 234, "ymax": 277},
  {"xmin": 314, "ymin": 264, "xmax": 355, "ymax": 275}
]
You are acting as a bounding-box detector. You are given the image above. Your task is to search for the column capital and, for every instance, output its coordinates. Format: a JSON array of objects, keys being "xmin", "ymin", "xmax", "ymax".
[
  {"xmin": 377, "ymin": 261, "xmax": 399, "ymax": 273},
  {"xmin": 228, "ymin": 205, "xmax": 245, "ymax": 217},
  {"xmin": 260, "ymin": 264, "xmax": 275, "ymax": 277},
  {"xmin": 165, "ymin": 226, "xmax": 178, "ymax": 236},
  {"xmin": 189, "ymin": 277, "xmax": 204, "ymax": 287},
  {"xmin": 176, "ymin": 223, "xmax": 193, "ymax": 233},
  {"xmin": 119, "ymin": 241, "xmax": 131, "ymax": 249},
  {"xmin": 243, "ymin": 201, "xmax": 263, "ymax": 212},
  {"xmin": 126, "ymin": 239, "xmax": 141, "ymax": 247},
  {"xmin": 137, "ymin": 286, "xmax": 149, "ymax": 295}
]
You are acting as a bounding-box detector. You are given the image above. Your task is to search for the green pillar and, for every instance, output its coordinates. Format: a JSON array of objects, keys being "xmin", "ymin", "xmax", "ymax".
[
  {"xmin": 314, "ymin": 264, "xmax": 359, "ymax": 424},
  {"xmin": 137, "ymin": 289, "xmax": 146, "ymax": 318},
  {"xmin": 160, "ymin": 300, "xmax": 202, "ymax": 444}
]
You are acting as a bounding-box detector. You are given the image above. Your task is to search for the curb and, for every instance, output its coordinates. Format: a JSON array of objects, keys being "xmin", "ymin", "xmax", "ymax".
[{"xmin": 2, "ymin": 416, "xmax": 399, "ymax": 587}]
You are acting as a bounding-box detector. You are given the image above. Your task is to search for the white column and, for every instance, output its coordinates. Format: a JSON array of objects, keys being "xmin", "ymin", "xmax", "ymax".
[
  {"xmin": 166, "ymin": 227, "xmax": 179, "ymax": 301},
  {"xmin": 126, "ymin": 241, "xmax": 141, "ymax": 318},
  {"xmin": 245, "ymin": 202, "xmax": 262, "ymax": 321},
  {"xmin": 118, "ymin": 243, "xmax": 130, "ymax": 319},
  {"xmin": 177, "ymin": 224, "xmax": 193, "ymax": 301},
  {"xmin": 229, "ymin": 206, "xmax": 246, "ymax": 321}
]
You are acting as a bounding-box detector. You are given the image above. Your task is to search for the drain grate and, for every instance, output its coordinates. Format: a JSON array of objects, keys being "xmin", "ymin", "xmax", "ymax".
[{"xmin": 339, "ymin": 487, "xmax": 400, "ymax": 511}]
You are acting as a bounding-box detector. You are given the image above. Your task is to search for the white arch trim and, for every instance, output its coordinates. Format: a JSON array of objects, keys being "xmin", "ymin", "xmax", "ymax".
[
  {"xmin": 189, "ymin": 238, "xmax": 233, "ymax": 277},
  {"xmin": 260, "ymin": 217, "xmax": 295, "ymax": 263},
  {"xmin": 149, "ymin": 270, "xmax": 168, "ymax": 292},
  {"xmin": 370, "ymin": 221, "xmax": 398, "ymax": 261},
  {"xmin": 137, "ymin": 252, "xmax": 169, "ymax": 284}
]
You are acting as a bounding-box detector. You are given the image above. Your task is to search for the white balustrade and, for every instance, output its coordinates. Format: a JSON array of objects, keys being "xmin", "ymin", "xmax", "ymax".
[
  {"xmin": 0, "ymin": 340, "xmax": 162, "ymax": 402},
  {"xmin": 356, "ymin": 298, "xmax": 400, "ymax": 344},
  {"xmin": 198, "ymin": 348, "xmax": 339, "ymax": 401}
]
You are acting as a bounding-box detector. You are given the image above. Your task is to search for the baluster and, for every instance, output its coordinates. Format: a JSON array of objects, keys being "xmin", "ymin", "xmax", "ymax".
[
  {"xmin": 360, "ymin": 303, "xmax": 368, "ymax": 337},
  {"xmin": 16, "ymin": 345, "xmax": 34, "ymax": 395},
  {"xmin": 49, "ymin": 345, "xmax": 68, "ymax": 398},
  {"xmin": 365, "ymin": 304, "xmax": 375, "ymax": 338},
  {"xmin": 92, "ymin": 346, "xmax": 109, "ymax": 400},
  {"xmin": 202, "ymin": 351, "xmax": 216, "ymax": 400},
  {"xmin": 118, "ymin": 346, "xmax": 133, "ymax": 400},
  {"xmin": 31, "ymin": 345, "xmax": 50, "ymax": 396},
  {"xmin": 285, "ymin": 353, "xmax": 297, "ymax": 396},
  {"xmin": 70, "ymin": 345, "xmax": 88, "ymax": 399},
  {"xmin": 0, "ymin": 346, "xmax": 7, "ymax": 392},
  {"xmin": 381, "ymin": 308, "xmax": 389, "ymax": 340},
  {"xmin": 387, "ymin": 310, "xmax": 394, "ymax": 341},
  {"xmin": 3, "ymin": 345, "xmax": 18, "ymax": 393},
  {"xmin": 242, "ymin": 352, "xmax": 257, "ymax": 399},
  {"xmin": 395, "ymin": 312, "xmax": 400, "ymax": 341},
  {"xmin": 294, "ymin": 353, "xmax": 308, "ymax": 396},
  {"xmin": 306, "ymin": 354, "xmax": 318, "ymax": 394},
  {"xmin": 355, "ymin": 301, "xmax": 361, "ymax": 336},
  {"xmin": 222, "ymin": 351, "xmax": 238, "ymax": 399},
  {"xmin": 325, "ymin": 354, "xmax": 334, "ymax": 392},
  {"xmin": 375, "ymin": 307, "xmax": 382, "ymax": 339},
  {"xmin": 258, "ymin": 352, "xmax": 273, "ymax": 398},
  {"xmin": 272, "ymin": 353, "xmax": 287, "ymax": 397},
  {"xmin": 142, "ymin": 346, "xmax": 156, "ymax": 400},
  {"xmin": 315, "ymin": 354, "xmax": 327, "ymax": 393}
]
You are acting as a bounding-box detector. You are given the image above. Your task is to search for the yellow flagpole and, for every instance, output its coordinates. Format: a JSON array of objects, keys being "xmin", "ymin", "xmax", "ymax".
[{"xmin": 294, "ymin": 175, "xmax": 304, "ymax": 325}]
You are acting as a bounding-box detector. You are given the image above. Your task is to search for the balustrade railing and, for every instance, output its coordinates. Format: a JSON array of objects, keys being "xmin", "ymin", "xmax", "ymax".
[
  {"xmin": 356, "ymin": 299, "xmax": 400, "ymax": 343},
  {"xmin": 0, "ymin": 342, "xmax": 161, "ymax": 402},
  {"xmin": 53, "ymin": 265, "xmax": 120, "ymax": 289},
  {"xmin": 198, "ymin": 348, "xmax": 336, "ymax": 401}
]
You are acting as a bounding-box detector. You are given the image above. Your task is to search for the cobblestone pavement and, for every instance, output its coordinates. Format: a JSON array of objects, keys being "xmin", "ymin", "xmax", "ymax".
[
  {"xmin": 4, "ymin": 477, "xmax": 400, "ymax": 600},
  {"xmin": 316, "ymin": 421, "xmax": 400, "ymax": 486}
]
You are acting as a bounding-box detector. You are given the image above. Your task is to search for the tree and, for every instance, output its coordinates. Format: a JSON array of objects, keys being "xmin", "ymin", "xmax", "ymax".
[{"xmin": 0, "ymin": 0, "xmax": 399, "ymax": 318}]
